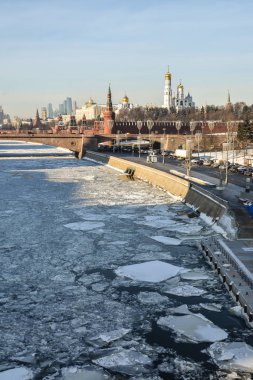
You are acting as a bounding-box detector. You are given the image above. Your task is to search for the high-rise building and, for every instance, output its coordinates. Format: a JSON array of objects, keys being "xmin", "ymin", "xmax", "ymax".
[
  {"xmin": 63, "ymin": 100, "xmax": 67, "ymax": 115},
  {"xmin": 41, "ymin": 107, "xmax": 47, "ymax": 121},
  {"xmin": 66, "ymin": 97, "xmax": 73, "ymax": 115},
  {"xmin": 59, "ymin": 104, "xmax": 64, "ymax": 115},
  {"xmin": 48, "ymin": 103, "xmax": 53, "ymax": 118}
]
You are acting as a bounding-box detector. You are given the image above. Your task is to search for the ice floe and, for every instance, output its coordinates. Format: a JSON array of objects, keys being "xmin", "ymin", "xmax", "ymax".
[
  {"xmin": 115, "ymin": 260, "xmax": 188, "ymax": 283},
  {"xmin": 158, "ymin": 313, "xmax": 228, "ymax": 343},
  {"xmin": 180, "ymin": 271, "xmax": 210, "ymax": 281},
  {"xmin": 0, "ymin": 367, "xmax": 33, "ymax": 380},
  {"xmin": 98, "ymin": 328, "xmax": 131, "ymax": 343},
  {"xmin": 150, "ymin": 236, "xmax": 182, "ymax": 245},
  {"xmin": 207, "ymin": 342, "xmax": 253, "ymax": 373},
  {"xmin": 92, "ymin": 348, "xmax": 152, "ymax": 375},
  {"xmin": 137, "ymin": 292, "xmax": 169, "ymax": 304},
  {"xmin": 200, "ymin": 303, "xmax": 222, "ymax": 312},
  {"xmin": 62, "ymin": 366, "xmax": 111, "ymax": 379},
  {"xmin": 164, "ymin": 284, "xmax": 206, "ymax": 297},
  {"xmin": 64, "ymin": 221, "xmax": 105, "ymax": 231}
]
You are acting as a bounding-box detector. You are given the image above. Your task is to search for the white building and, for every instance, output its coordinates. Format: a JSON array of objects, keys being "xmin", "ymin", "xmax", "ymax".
[
  {"xmin": 162, "ymin": 68, "xmax": 195, "ymax": 112},
  {"xmin": 115, "ymin": 95, "xmax": 134, "ymax": 114},
  {"xmin": 75, "ymin": 97, "xmax": 104, "ymax": 121}
]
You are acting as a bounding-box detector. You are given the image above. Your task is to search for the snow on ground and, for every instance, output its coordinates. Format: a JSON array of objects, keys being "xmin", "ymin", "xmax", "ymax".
[
  {"xmin": 115, "ymin": 260, "xmax": 188, "ymax": 283},
  {"xmin": 158, "ymin": 313, "xmax": 228, "ymax": 343},
  {"xmin": 207, "ymin": 342, "xmax": 253, "ymax": 373}
]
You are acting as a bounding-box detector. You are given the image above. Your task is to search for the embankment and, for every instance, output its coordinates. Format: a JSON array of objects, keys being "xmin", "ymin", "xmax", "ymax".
[{"xmin": 85, "ymin": 151, "xmax": 237, "ymax": 238}]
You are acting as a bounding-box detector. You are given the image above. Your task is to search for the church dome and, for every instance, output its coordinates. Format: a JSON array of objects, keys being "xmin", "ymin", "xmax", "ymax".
[
  {"xmin": 178, "ymin": 82, "xmax": 184, "ymax": 89},
  {"xmin": 165, "ymin": 72, "xmax": 171, "ymax": 80},
  {"xmin": 122, "ymin": 95, "xmax": 129, "ymax": 103}
]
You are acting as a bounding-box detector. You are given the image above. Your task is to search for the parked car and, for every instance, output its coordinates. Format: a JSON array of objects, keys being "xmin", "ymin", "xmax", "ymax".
[
  {"xmin": 244, "ymin": 168, "xmax": 253, "ymax": 176},
  {"xmin": 237, "ymin": 166, "xmax": 248, "ymax": 174},
  {"xmin": 203, "ymin": 159, "xmax": 213, "ymax": 166}
]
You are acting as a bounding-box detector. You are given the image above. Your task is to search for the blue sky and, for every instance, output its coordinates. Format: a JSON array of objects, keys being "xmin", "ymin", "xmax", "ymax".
[{"xmin": 1, "ymin": 0, "xmax": 253, "ymax": 117}]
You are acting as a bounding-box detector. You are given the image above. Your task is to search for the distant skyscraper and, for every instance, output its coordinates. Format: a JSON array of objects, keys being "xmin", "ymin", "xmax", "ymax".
[
  {"xmin": 63, "ymin": 100, "xmax": 67, "ymax": 115},
  {"xmin": 59, "ymin": 104, "xmax": 64, "ymax": 115},
  {"xmin": 41, "ymin": 107, "xmax": 47, "ymax": 121},
  {"xmin": 48, "ymin": 103, "xmax": 53, "ymax": 118},
  {"xmin": 66, "ymin": 97, "xmax": 73, "ymax": 115}
]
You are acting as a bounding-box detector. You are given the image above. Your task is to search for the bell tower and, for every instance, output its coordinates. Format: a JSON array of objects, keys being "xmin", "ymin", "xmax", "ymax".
[{"xmin": 163, "ymin": 66, "xmax": 172, "ymax": 111}]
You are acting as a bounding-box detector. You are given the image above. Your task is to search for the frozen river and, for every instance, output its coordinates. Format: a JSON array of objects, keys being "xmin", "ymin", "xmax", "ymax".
[{"xmin": 0, "ymin": 141, "xmax": 253, "ymax": 380}]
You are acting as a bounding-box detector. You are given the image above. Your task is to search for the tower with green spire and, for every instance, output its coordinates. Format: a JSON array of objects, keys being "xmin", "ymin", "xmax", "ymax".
[{"xmin": 103, "ymin": 84, "xmax": 115, "ymax": 134}]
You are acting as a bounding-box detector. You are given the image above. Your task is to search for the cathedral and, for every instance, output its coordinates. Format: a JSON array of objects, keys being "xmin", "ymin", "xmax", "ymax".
[{"xmin": 163, "ymin": 67, "xmax": 195, "ymax": 112}]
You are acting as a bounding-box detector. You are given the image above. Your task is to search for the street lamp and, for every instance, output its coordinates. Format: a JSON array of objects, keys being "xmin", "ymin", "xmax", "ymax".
[
  {"xmin": 147, "ymin": 119, "xmax": 154, "ymax": 148},
  {"xmin": 175, "ymin": 121, "xmax": 182, "ymax": 135},
  {"xmin": 185, "ymin": 138, "xmax": 193, "ymax": 177},
  {"xmin": 161, "ymin": 128, "xmax": 166, "ymax": 164},
  {"xmin": 194, "ymin": 131, "xmax": 202, "ymax": 159},
  {"xmin": 208, "ymin": 121, "xmax": 215, "ymax": 159},
  {"xmin": 137, "ymin": 120, "xmax": 143, "ymax": 158},
  {"xmin": 189, "ymin": 121, "xmax": 198, "ymax": 135}
]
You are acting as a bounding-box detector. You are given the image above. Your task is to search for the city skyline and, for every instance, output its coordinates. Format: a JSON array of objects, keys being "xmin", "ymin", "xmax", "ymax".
[{"xmin": 1, "ymin": 0, "xmax": 253, "ymax": 118}]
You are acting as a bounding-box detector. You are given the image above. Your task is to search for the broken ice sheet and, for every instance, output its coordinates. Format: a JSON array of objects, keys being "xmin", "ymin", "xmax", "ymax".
[
  {"xmin": 137, "ymin": 292, "xmax": 169, "ymax": 305},
  {"xmin": 150, "ymin": 236, "xmax": 182, "ymax": 245},
  {"xmin": 62, "ymin": 366, "xmax": 111, "ymax": 379},
  {"xmin": 158, "ymin": 313, "xmax": 228, "ymax": 343},
  {"xmin": 0, "ymin": 367, "xmax": 33, "ymax": 380},
  {"xmin": 64, "ymin": 221, "xmax": 105, "ymax": 231},
  {"xmin": 92, "ymin": 348, "xmax": 152, "ymax": 375},
  {"xmin": 115, "ymin": 260, "xmax": 188, "ymax": 283},
  {"xmin": 180, "ymin": 271, "xmax": 210, "ymax": 281},
  {"xmin": 164, "ymin": 284, "xmax": 206, "ymax": 297},
  {"xmin": 207, "ymin": 342, "xmax": 253, "ymax": 373},
  {"xmin": 200, "ymin": 303, "xmax": 222, "ymax": 312},
  {"xmin": 98, "ymin": 328, "xmax": 131, "ymax": 343}
]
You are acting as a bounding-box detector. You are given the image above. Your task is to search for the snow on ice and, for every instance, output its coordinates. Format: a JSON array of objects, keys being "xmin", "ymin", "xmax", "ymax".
[
  {"xmin": 115, "ymin": 260, "xmax": 188, "ymax": 283},
  {"xmin": 64, "ymin": 221, "xmax": 105, "ymax": 231},
  {"xmin": 207, "ymin": 342, "xmax": 253, "ymax": 373},
  {"xmin": 164, "ymin": 284, "xmax": 206, "ymax": 297},
  {"xmin": 92, "ymin": 348, "xmax": 152, "ymax": 375},
  {"xmin": 150, "ymin": 236, "xmax": 182, "ymax": 245},
  {"xmin": 158, "ymin": 313, "xmax": 228, "ymax": 343},
  {"xmin": 0, "ymin": 367, "xmax": 33, "ymax": 380},
  {"xmin": 180, "ymin": 271, "xmax": 210, "ymax": 281}
]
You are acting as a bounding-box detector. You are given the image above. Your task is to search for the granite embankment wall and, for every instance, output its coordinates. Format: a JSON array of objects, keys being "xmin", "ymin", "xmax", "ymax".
[{"xmin": 85, "ymin": 151, "xmax": 235, "ymax": 237}]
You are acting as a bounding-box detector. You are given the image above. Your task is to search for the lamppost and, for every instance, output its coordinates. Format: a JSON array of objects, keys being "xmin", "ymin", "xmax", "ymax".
[
  {"xmin": 175, "ymin": 121, "xmax": 182, "ymax": 135},
  {"xmin": 161, "ymin": 128, "xmax": 166, "ymax": 164},
  {"xmin": 137, "ymin": 120, "xmax": 143, "ymax": 158},
  {"xmin": 116, "ymin": 130, "xmax": 120, "ymax": 153},
  {"xmin": 147, "ymin": 119, "xmax": 154, "ymax": 148},
  {"xmin": 194, "ymin": 131, "xmax": 202, "ymax": 159},
  {"xmin": 185, "ymin": 138, "xmax": 193, "ymax": 177},
  {"xmin": 208, "ymin": 121, "xmax": 215, "ymax": 159},
  {"xmin": 189, "ymin": 120, "xmax": 198, "ymax": 135}
]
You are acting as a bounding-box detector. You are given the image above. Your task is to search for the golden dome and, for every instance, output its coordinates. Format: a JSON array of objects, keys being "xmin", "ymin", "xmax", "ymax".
[
  {"xmin": 178, "ymin": 82, "xmax": 184, "ymax": 89},
  {"xmin": 122, "ymin": 95, "xmax": 129, "ymax": 103},
  {"xmin": 165, "ymin": 72, "xmax": 171, "ymax": 80}
]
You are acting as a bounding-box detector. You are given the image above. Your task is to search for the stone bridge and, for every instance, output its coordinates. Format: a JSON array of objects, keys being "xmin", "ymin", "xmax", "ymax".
[{"xmin": 0, "ymin": 134, "xmax": 98, "ymax": 159}]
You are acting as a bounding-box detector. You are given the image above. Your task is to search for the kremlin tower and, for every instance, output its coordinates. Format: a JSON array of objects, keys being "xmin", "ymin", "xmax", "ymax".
[
  {"xmin": 163, "ymin": 66, "xmax": 172, "ymax": 111},
  {"xmin": 103, "ymin": 84, "xmax": 115, "ymax": 134}
]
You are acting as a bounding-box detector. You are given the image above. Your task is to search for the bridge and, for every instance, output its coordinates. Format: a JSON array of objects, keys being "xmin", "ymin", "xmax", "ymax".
[{"xmin": 0, "ymin": 133, "xmax": 98, "ymax": 159}]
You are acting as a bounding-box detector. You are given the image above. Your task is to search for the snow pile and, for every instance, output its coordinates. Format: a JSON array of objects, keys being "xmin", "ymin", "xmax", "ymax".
[
  {"xmin": 158, "ymin": 313, "xmax": 228, "ymax": 343},
  {"xmin": 64, "ymin": 221, "xmax": 104, "ymax": 231},
  {"xmin": 0, "ymin": 367, "xmax": 33, "ymax": 380},
  {"xmin": 115, "ymin": 260, "xmax": 188, "ymax": 283},
  {"xmin": 92, "ymin": 348, "xmax": 152, "ymax": 375},
  {"xmin": 150, "ymin": 236, "xmax": 182, "ymax": 246},
  {"xmin": 164, "ymin": 284, "xmax": 206, "ymax": 297},
  {"xmin": 207, "ymin": 342, "xmax": 253, "ymax": 373}
]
